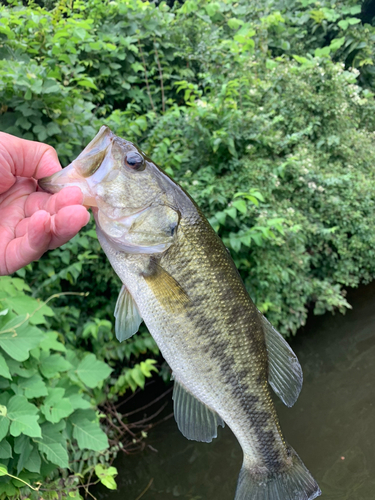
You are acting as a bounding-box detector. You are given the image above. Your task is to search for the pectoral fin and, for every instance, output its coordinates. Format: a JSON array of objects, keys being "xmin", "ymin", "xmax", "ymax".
[
  {"xmin": 114, "ymin": 285, "xmax": 143, "ymax": 342},
  {"xmin": 173, "ymin": 379, "xmax": 224, "ymax": 443},
  {"xmin": 143, "ymin": 261, "xmax": 190, "ymax": 313},
  {"xmin": 261, "ymin": 313, "xmax": 303, "ymax": 407}
]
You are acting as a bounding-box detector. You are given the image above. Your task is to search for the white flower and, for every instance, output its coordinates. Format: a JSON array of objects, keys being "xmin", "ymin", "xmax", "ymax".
[
  {"xmin": 308, "ymin": 182, "xmax": 317, "ymax": 189},
  {"xmin": 196, "ymin": 99, "xmax": 207, "ymax": 108}
]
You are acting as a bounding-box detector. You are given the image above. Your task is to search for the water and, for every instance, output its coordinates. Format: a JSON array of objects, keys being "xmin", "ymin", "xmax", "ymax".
[{"xmin": 94, "ymin": 282, "xmax": 375, "ymax": 500}]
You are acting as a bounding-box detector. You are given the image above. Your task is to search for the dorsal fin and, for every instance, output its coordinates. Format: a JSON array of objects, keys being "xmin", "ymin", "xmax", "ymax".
[
  {"xmin": 260, "ymin": 313, "xmax": 303, "ymax": 407},
  {"xmin": 114, "ymin": 285, "xmax": 142, "ymax": 342},
  {"xmin": 173, "ymin": 378, "xmax": 224, "ymax": 443}
]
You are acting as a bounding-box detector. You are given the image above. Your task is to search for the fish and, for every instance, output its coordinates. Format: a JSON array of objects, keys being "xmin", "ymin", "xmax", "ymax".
[{"xmin": 39, "ymin": 126, "xmax": 321, "ymax": 500}]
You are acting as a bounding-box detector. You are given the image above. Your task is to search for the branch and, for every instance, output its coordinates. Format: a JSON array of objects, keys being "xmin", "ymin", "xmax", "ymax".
[{"xmin": 119, "ymin": 387, "xmax": 172, "ymax": 417}]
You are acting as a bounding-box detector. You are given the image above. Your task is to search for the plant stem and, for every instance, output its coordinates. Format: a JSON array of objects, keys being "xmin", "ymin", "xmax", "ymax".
[
  {"xmin": 153, "ymin": 40, "xmax": 165, "ymax": 113},
  {"xmin": 138, "ymin": 40, "xmax": 156, "ymax": 112},
  {"xmin": 2, "ymin": 472, "xmax": 41, "ymax": 491},
  {"xmin": 134, "ymin": 478, "xmax": 154, "ymax": 500}
]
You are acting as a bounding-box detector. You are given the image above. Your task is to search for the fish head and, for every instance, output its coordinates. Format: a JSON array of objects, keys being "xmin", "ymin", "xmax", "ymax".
[{"xmin": 39, "ymin": 126, "xmax": 179, "ymax": 253}]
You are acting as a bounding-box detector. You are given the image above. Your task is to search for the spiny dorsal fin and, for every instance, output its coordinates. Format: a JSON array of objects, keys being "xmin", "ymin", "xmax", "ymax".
[
  {"xmin": 260, "ymin": 312, "xmax": 303, "ymax": 407},
  {"xmin": 114, "ymin": 285, "xmax": 142, "ymax": 342},
  {"xmin": 143, "ymin": 261, "xmax": 190, "ymax": 313},
  {"xmin": 172, "ymin": 379, "xmax": 225, "ymax": 443}
]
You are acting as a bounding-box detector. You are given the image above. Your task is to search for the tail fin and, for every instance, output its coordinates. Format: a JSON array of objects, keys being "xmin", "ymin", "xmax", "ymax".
[{"xmin": 235, "ymin": 447, "xmax": 321, "ymax": 500}]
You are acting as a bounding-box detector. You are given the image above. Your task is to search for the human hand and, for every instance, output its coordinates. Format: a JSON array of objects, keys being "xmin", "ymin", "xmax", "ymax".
[{"xmin": 0, "ymin": 132, "xmax": 90, "ymax": 275}]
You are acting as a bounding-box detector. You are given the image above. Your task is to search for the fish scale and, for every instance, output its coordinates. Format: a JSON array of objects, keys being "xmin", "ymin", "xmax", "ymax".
[
  {"xmin": 100, "ymin": 199, "xmax": 287, "ymax": 468},
  {"xmin": 39, "ymin": 126, "xmax": 321, "ymax": 500}
]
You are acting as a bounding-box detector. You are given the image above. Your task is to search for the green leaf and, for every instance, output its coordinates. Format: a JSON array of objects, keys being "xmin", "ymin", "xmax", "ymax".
[
  {"xmin": 0, "ymin": 416, "xmax": 9, "ymax": 440},
  {"xmin": 72, "ymin": 417, "xmax": 108, "ymax": 451},
  {"xmin": 338, "ymin": 19, "xmax": 349, "ymax": 30},
  {"xmin": 293, "ymin": 55, "xmax": 308, "ymax": 64},
  {"xmin": 329, "ymin": 37, "xmax": 345, "ymax": 52},
  {"xmin": 40, "ymin": 354, "xmax": 72, "ymax": 378},
  {"xmin": 0, "ymin": 465, "xmax": 7, "ymax": 476},
  {"xmin": 227, "ymin": 18, "xmax": 243, "ymax": 30},
  {"xmin": 3, "ymin": 295, "xmax": 53, "ymax": 325},
  {"xmin": 10, "ymin": 414, "xmax": 41, "ymax": 438},
  {"xmin": 76, "ymin": 78, "xmax": 98, "ymax": 90},
  {"xmin": 46, "ymin": 122, "xmax": 61, "ymax": 135},
  {"xmin": 347, "ymin": 17, "xmax": 360, "ymax": 25},
  {"xmin": 129, "ymin": 365, "xmax": 145, "ymax": 388},
  {"xmin": 205, "ymin": 2, "xmax": 220, "ymax": 17},
  {"xmin": 95, "ymin": 464, "xmax": 118, "ymax": 490},
  {"xmin": 40, "ymin": 331, "xmax": 66, "ymax": 353},
  {"xmin": 33, "ymin": 125, "xmax": 48, "ymax": 142},
  {"xmin": 41, "ymin": 388, "xmax": 74, "ymax": 423},
  {"xmin": 7, "ymin": 395, "xmax": 41, "ymax": 438},
  {"xmin": 229, "ymin": 233, "xmax": 241, "ymax": 252},
  {"xmin": 14, "ymin": 434, "xmax": 33, "ymax": 474},
  {"xmin": 42, "ymin": 80, "xmax": 61, "ymax": 94},
  {"xmin": 225, "ymin": 207, "xmax": 237, "ymax": 220},
  {"xmin": 215, "ymin": 211, "xmax": 226, "ymax": 225},
  {"xmin": 314, "ymin": 46, "xmax": 331, "ymax": 57},
  {"xmin": 68, "ymin": 393, "xmax": 91, "ymax": 410},
  {"xmin": 0, "ymin": 482, "xmax": 17, "ymax": 496},
  {"xmin": 232, "ymin": 199, "xmax": 247, "ymax": 214},
  {"xmin": 76, "ymin": 354, "xmax": 112, "ymax": 388},
  {"xmin": 34, "ymin": 422, "xmax": 68, "ymax": 467},
  {"xmin": 24, "ymin": 446, "xmax": 41, "ymax": 473},
  {"xmin": 0, "ymin": 439, "xmax": 12, "ymax": 459},
  {"xmin": 18, "ymin": 375, "xmax": 48, "ymax": 398},
  {"xmin": 139, "ymin": 359, "xmax": 158, "ymax": 378},
  {"xmin": 0, "ymin": 353, "xmax": 11, "ymax": 379},
  {"xmin": 0, "ymin": 318, "xmax": 45, "ymax": 361},
  {"xmin": 37, "ymin": 440, "xmax": 69, "ymax": 468}
]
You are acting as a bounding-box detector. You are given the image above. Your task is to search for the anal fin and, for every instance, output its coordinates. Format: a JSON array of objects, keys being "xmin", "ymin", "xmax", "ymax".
[
  {"xmin": 114, "ymin": 285, "xmax": 142, "ymax": 342},
  {"xmin": 260, "ymin": 312, "xmax": 303, "ymax": 407},
  {"xmin": 172, "ymin": 379, "xmax": 224, "ymax": 443}
]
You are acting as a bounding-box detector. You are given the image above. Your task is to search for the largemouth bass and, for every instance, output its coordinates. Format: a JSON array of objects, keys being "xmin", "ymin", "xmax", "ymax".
[{"xmin": 39, "ymin": 127, "xmax": 321, "ymax": 500}]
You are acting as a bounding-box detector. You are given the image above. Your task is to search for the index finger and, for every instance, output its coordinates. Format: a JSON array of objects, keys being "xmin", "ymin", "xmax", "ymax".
[{"xmin": 0, "ymin": 132, "xmax": 62, "ymax": 181}]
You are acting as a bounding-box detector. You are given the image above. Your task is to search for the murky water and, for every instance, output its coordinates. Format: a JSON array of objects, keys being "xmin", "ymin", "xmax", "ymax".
[{"xmin": 95, "ymin": 282, "xmax": 375, "ymax": 500}]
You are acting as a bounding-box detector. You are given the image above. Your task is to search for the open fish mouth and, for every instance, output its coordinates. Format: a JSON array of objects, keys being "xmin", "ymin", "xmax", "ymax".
[{"xmin": 38, "ymin": 126, "xmax": 114, "ymax": 207}]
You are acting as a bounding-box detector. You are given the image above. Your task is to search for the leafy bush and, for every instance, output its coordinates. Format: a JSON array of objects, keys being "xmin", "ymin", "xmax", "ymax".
[
  {"xmin": 0, "ymin": 276, "xmax": 112, "ymax": 497},
  {"xmin": 149, "ymin": 56, "xmax": 375, "ymax": 334},
  {"xmin": 0, "ymin": 274, "xmax": 159, "ymax": 497}
]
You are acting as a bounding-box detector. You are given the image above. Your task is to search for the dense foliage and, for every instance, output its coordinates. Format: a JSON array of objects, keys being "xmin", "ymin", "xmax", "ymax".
[{"xmin": 1, "ymin": 0, "xmax": 375, "ymax": 496}]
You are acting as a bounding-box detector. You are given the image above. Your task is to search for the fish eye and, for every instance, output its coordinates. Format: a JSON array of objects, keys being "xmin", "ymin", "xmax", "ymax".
[{"xmin": 124, "ymin": 151, "xmax": 145, "ymax": 171}]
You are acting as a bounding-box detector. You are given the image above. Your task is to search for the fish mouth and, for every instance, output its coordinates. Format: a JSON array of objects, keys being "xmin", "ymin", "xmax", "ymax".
[{"xmin": 38, "ymin": 126, "xmax": 114, "ymax": 207}]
